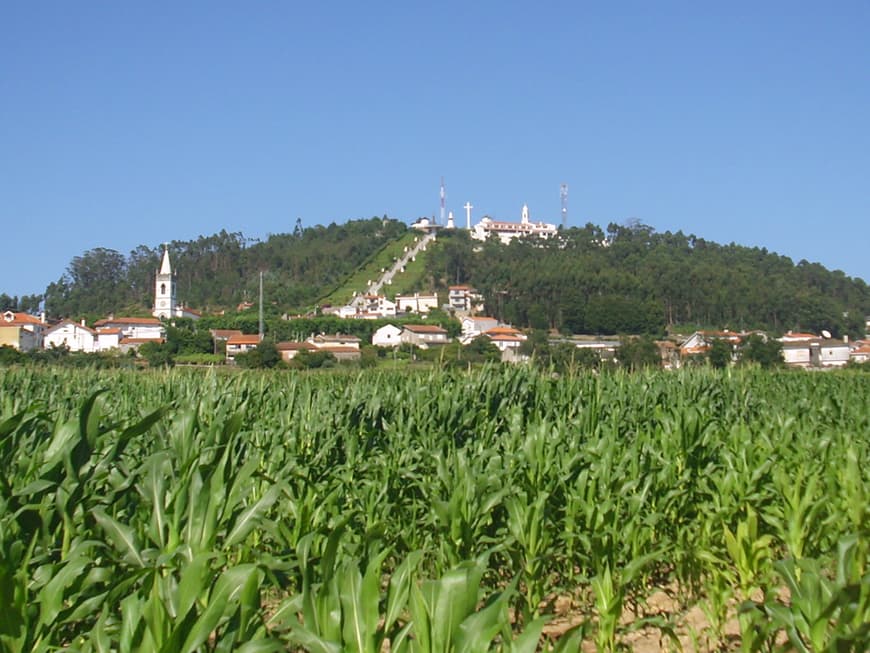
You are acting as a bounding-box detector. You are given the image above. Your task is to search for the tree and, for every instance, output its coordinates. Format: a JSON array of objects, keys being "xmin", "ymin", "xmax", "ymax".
[
  {"xmin": 618, "ymin": 337, "xmax": 660, "ymax": 371},
  {"xmin": 708, "ymin": 338, "xmax": 733, "ymax": 368},
  {"xmin": 739, "ymin": 335, "xmax": 782, "ymax": 368}
]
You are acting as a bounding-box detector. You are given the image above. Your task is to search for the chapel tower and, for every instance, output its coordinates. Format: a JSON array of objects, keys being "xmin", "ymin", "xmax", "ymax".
[{"xmin": 153, "ymin": 245, "xmax": 177, "ymax": 319}]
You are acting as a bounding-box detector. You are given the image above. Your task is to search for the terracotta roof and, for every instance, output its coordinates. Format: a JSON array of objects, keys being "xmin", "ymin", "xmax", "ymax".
[
  {"xmin": 120, "ymin": 337, "xmax": 165, "ymax": 344},
  {"xmin": 314, "ymin": 334, "xmax": 361, "ymax": 342},
  {"xmin": 94, "ymin": 317, "xmax": 161, "ymax": 326},
  {"xmin": 449, "ymin": 285, "xmax": 475, "ymax": 291},
  {"xmin": 1, "ymin": 311, "xmax": 44, "ymax": 326},
  {"xmin": 276, "ymin": 341, "xmax": 318, "ymax": 351},
  {"xmin": 780, "ymin": 332, "xmax": 817, "ymax": 339},
  {"xmin": 227, "ymin": 334, "xmax": 262, "ymax": 345},
  {"xmin": 464, "ymin": 316, "xmax": 497, "ymax": 323},
  {"xmin": 403, "ymin": 324, "xmax": 447, "ymax": 334},
  {"xmin": 484, "ymin": 326, "xmax": 523, "ymax": 336},
  {"xmin": 487, "ymin": 334, "xmax": 525, "ymax": 342},
  {"xmin": 96, "ymin": 328, "xmax": 122, "ymax": 335},
  {"xmin": 317, "ymin": 346, "xmax": 362, "ymax": 354}
]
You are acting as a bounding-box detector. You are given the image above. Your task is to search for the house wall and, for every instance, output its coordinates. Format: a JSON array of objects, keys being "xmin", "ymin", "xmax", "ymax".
[
  {"xmin": 45, "ymin": 324, "xmax": 95, "ymax": 352},
  {"xmin": 372, "ymin": 326, "xmax": 402, "ymax": 347}
]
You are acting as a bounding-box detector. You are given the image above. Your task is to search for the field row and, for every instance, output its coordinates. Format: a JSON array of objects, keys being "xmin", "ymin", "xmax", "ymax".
[{"xmin": 0, "ymin": 366, "xmax": 867, "ymax": 651}]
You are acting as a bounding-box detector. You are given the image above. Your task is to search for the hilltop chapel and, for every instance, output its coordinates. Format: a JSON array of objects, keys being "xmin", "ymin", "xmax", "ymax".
[{"xmin": 152, "ymin": 246, "xmax": 201, "ymax": 320}]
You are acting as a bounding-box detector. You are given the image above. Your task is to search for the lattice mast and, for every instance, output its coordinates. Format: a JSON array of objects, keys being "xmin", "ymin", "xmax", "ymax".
[
  {"xmin": 440, "ymin": 176, "xmax": 446, "ymax": 226},
  {"xmin": 560, "ymin": 183, "xmax": 568, "ymax": 229}
]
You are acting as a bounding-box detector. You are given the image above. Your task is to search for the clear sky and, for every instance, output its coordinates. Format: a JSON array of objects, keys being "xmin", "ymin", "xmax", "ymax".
[{"xmin": 2, "ymin": 1, "xmax": 868, "ymax": 298}]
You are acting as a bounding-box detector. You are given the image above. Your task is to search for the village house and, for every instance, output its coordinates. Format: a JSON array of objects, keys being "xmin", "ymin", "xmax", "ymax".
[
  {"xmin": 780, "ymin": 338, "xmax": 851, "ymax": 368},
  {"xmin": 850, "ymin": 341, "xmax": 870, "ymax": 364},
  {"xmin": 372, "ymin": 324, "xmax": 403, "ymax": 347},
  {"xmin": 482, "ymin": 326, "xmax": 527, "ymax": 353},
  {"xmin": 448, "ymin": 285, "xmax": 485, "ymax": 314},
  {"xmin": 43, "ymin": 319, "xmax": 96, "ymax": 352},
  {"xmin": 401, "ymin": 324, "xmax": 449, "ymax": 348},
  {"xmin": 459, "ymin": 316, "xmax": 500, "ymax": 343},
  {"xmin": 225, "ymin": 333, "xmax": 262, "ymax": 362},
  {"xmin": 0, "ymin": 311, "xmax": 46, "ymax": 351},
  {"xmin": 679, "ymin": 330, "xmax": 744, "ymax": 358},
  {"xmin": 276, "ymin": 341, "xmax": 319, "ymax": 362},
  {"xmin": 395, "ymin": 292, "xmax": 439, "ymax": 314},
  {"xmin": 94, "ymin": 316, "xmax": 165, "ymax": 341}
]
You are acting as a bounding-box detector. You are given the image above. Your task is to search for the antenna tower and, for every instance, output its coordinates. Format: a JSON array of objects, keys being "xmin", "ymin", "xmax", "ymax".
[
  {"xmin": 560, "ymin": 183, "xmax": 568, "ymax": 229},
  {"xmin": 440, "ymin": 177, "xmax": 446, "ymax": 226}
]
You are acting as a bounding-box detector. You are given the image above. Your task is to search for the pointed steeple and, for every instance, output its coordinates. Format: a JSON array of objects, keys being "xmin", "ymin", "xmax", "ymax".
[{"xmin": 159, "ymin": 244, "xmax": 172, "ymax": 275}]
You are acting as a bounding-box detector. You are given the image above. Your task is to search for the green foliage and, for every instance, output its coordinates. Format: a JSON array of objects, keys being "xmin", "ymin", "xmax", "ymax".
[
  {"xmin": 0, "ymin": 366, "xmax": 867, "ymax": 650},
  {"xmin": 740, "ymin": 334, "xmax": 783, "ymax": 368},
  {"xmin": 617, "ymin": 336, "xmax": 661, "ymax": 370},
  {"xmin": 708, "ymin": 337, "xmax": 733, "ymax": 368},
  {"xmin": 44, "ymin": 218, "xmax": 408, "ymax": 318}
]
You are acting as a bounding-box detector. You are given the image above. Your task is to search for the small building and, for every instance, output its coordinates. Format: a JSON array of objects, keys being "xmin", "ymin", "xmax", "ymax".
[
  {"xmin": 460, "ymin": 316, "xmax": 500, "ymax": 341},
  {"xmin": 781, "ymin": 338, "xmax": 850, "ymax": 368},
  {"xmin": 0, "ymin": 311, "xmax": 46, "ymax": 351},
  {"xmin": 94, "ymin": 317, "xmax": 165, "ymax": 341},
  {"xmin": 43, "ymin": 320, "xmax": 96, "ymax": 352},
  {"xmin": 372, "ymin": 324, "xmax": 403, "ymax": 347},
  {"xmin": 850, "ymin": 342, "xmax": 870, "ymax": 364},
  {"xmin": 395, "ymin": 293, "xmax": 439, "ymax": 314},
  {"xmin": 226, "ymin": 334, "xmax": 262, "ymax": 362},
  {"xmin": 311, "ymin": 334, "xmax": 361, "ymax": 349},
  {"xmin": 448, "ymin": 285, "xmax": 485, "ymax": 314},
  {"xmin": 401, "ymin": 324, "xmax": 449, "ymax": 348},
  {"xmin": 276, "ymin": 341, "xmax": 319, "ymax": 362},
  {"xmin": 95, "ymin": 328, "xmax": 122, "ymax": 351},
  {"xmin": 359, "ymin": 295, "xmax": 397, "ymax": 318},
  {"xmin": 679, "ymin": 330, "xmax": 743, "ymax": 358}
]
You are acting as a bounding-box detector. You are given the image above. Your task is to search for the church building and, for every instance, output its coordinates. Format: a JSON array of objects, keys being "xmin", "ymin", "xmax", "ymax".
[{"xmin": 153, "ymin": 246, "xmax": 201, "ymax": 320}]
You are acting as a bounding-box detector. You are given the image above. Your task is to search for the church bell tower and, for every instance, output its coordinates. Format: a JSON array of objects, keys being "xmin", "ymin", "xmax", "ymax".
[{"xmin": 153, "ymin": 245, "xmax": 177, "ymax": 319}]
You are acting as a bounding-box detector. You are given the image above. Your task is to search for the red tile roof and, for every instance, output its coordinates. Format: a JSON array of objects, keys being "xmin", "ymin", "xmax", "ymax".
[
  {"xmin": 227, "ymin": 334, "xmax": 262, "ymax": 345},
  {"xmin": 94, "ymin": 317, "xmax": 161, "ymax": 326},
  {"xmin": 403, "ymin": 324, "xmax": 448, "ymax": 334},
  {"xmin": 1, "ymin": 311, "xmax": 44, "ymax": 326}
]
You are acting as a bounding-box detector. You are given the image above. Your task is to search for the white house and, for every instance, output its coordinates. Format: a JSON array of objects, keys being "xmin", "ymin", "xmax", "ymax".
[
  {"xmin": 226, "ymin": 334, "xmax": 262, "ymax": 362},
  {"xmin": 401, "ymin": 324, "xmax": 449, "ymax": 348},
  {"xmin": 94, "ymin": 317, "xmax": 165, "ymax": 341},
  {"xmin": 460, "ymin": 316, "xmax": 500, "ymax": 343},
  {"xmin": 448, "ymin": 285, "xmax": 485, "ymax": 314},
  {"xmin": 395, "ymin": 293, "xmax": 439, "ymax": 314},
  {"xmin": 850, "ymin": 342, "xmax": 870, "ymax": 364},
  {"xmin": 471, "ymin": 204, "xmax": 558, "ymax": 244},
  {"xmin": 781, "ymin": 338, "xmax": 850, "ymax": 368},
  {"xmin": 372, "ymin": 324, "xmax": 403, "ymax": 347},
  {"xmin": 95, "ymin": 328, "xmax": 122, "ymax": 351},
  {"xmin": 359, "ymin": 295, "xmax": 397, "ymax": 318},
  {"xmin": 44, "ymin": 320, "xmax": 96, "ymax": 352}
]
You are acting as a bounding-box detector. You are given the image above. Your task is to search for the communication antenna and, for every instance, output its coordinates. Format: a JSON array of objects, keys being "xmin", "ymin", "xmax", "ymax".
[
  {"xmin": 560, "ymin": 183, "xmax": 568, "ymax": 229},
  {"xmin": 440, "ymin": 176, "xmax": 446, "ymax": 226},
  {"xmin": 821, "ymin": 329, "xmax": 832, "ymax": 339}
]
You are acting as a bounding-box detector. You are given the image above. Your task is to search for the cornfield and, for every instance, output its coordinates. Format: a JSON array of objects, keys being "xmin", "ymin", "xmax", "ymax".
[{"xmin": 0, "ymin": 366, "xmax": 867, "ymax": 652}]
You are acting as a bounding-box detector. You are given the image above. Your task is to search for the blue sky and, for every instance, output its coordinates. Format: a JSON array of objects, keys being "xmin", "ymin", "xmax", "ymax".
[{"xmin": 2, "ymin": 2, "xmax": 868, "ymax": 298}]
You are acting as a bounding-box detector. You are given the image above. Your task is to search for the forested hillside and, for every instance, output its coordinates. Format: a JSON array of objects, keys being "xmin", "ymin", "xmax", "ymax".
[
  {"xmin": 42, "ymin": 217, "xmax": 406, "ymax": 319},
  {"xmin": 427, "ymin": 223, "xmax": 870, "ymax": 337},
  {"xmin": 30, "ymin": 218, "xmax": 869, "ymax": 337}
]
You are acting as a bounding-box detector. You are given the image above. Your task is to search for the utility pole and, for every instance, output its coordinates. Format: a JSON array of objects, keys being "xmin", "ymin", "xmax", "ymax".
[{"xmin": 258, "ymin": 270, "xmax": 264, "ymax": 340}]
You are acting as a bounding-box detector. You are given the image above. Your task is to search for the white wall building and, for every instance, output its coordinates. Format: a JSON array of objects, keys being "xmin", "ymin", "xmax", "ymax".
[
  {"xmin": 448, "ymin": 285, "xmax": 485, "ymax": 314},
  {"xmin": 372, "ymin": 324, "xmax": 403, "ymax": 347},
  {"xmin": 395, "ymin": 293, "xmax": 439, "ymax": 314},
  {"xmin": 44, "ymin": 320, "xmax": 96, "ymax": 352},
  {"xmin": 471, "ymin": 204, "xmax": 558, "ymax": 244},
  {"xmin": 781, "ymin": 338, "xmax": 851, "ymax": 368},
  {"xmin": 401, "ymin": 324, "xmax": 449, "ymax": 348}
]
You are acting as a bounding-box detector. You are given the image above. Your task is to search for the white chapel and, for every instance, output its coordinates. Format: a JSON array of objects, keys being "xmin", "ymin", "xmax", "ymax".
[{"xmin": 153, "ymin": 246, "xmax": 200, "ymax": 320}]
